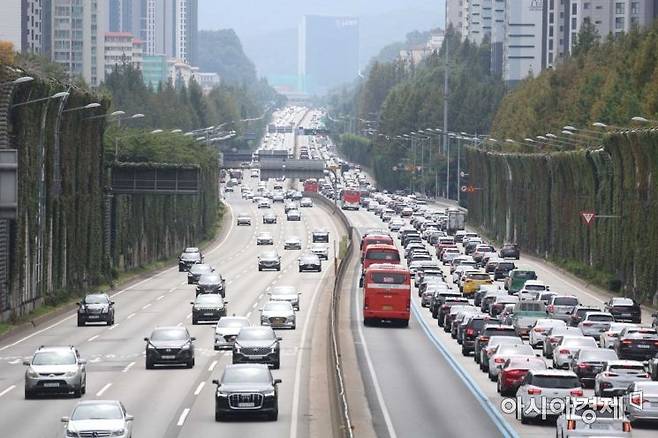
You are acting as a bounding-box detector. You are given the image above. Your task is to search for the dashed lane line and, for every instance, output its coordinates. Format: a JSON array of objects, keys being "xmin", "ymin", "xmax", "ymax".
[
  {"xmin": 177, "ymin": 408, "xmax": 190, "ymax": 426},
  {"xmin": 96, "ymin": 383, "xmax": 112, "ymax": 397},
  {"xmin": 194, "ymin": 382, "xmax": 205, "ymax": 396},
  {"xmin": 0, "ymin": 385, "xmax": 16, "ymax": 398}
]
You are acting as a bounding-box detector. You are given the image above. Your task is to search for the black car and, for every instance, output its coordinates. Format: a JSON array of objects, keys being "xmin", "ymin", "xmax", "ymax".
[
  {"xmin": 188, "ymin": 264, "xmax": 215, "ymax": 284},
  {"xmin": 604, "ymin": 297, "xmax": 642, "ymax": 323},
  {"xmin": 232, "ymin": 327, "xmax": 282, "ymax": 369},
  {"xmin": 568, "ymin": 306, "xmax": 602, "ymax": 327},
  {"xmin": 461, "ymin": 315, "xmax": 499, "ymax": 356},
  {"xmin": 213, "ymin": 364, "xmax": 281, "ymax": 421},
  {"xmin": 77, "ymin": 293, "xmax": 115, "ymax": 326},
  {"xmin": 493, "ymin": 261, "xmax": 516, "ymax": 280},
  {"xmin": 570, "ymin": 347, "xmax": 619, "ymax": 387},
  {"xmin": 299, "ymin": 254, "xmax": 321, "ymax": 272},
  {"xmin": 312, "ymin": 230, "xmax": 329, "ymax": 243},
  {"xmin": 262, "ymin": 213, "xmax": 277, "ymax": 224},
  {"xmin": 196, "ymin": 273, "xmax": 225, "ymax": 297},
  {"xmin": 430, "ymin": 292, "xmax": 462, "ymax": 319},
  {"xmin": 437, "ymin": 298, "xmax": 469, "ymax": 326},
  {"xmin": 191, "ymin": 294, "xmax": 227, "ymax": 324},
  {"xmin": 144, "ymin": 326, "xmax": 196, "ymax": 368},
  {"xmin": 614, "ymin": 327, "xmax": 658, "ymax": 360},
  {"xmin": 473, "ymin": 325, "xmax": 517, "ymax": 365},
  {"xmin": 499, "ymin": 243, "xmax": 520, "ymax": 259},
  {"xmin": 258, "ymin": 251, "xmax": 281, "ymax": 271},
  {"xmin": 178, "ymin": 247, "xmax": 203, "ymax": 272}
]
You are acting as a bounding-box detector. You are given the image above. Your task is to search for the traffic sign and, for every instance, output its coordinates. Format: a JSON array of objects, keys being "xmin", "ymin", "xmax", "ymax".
[
  {"xmin": 460, "ymin": 171, "xmax": 468, "ymax": 178},
  {"xmin": 580, "ymin": 211, "xmax": 596, "ymax": 226},
  {"xmin": 460, "ymin": 185, "xmax": 478, "ymax": 193}
]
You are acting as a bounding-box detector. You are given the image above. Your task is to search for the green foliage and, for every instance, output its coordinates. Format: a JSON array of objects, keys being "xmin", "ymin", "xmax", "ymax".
[
  {"xmin": 491, "ymin": 22, "xmax": 658, "ymax": 140},
  {"xmin": 336, "ymin": 134, "xmax": 373, "ymax": 167}
]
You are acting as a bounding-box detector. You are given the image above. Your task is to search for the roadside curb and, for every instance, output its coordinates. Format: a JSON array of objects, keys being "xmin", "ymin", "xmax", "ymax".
[{"xmin": 0, "ymin": 200, "xmax": 233, "ymax": 344}]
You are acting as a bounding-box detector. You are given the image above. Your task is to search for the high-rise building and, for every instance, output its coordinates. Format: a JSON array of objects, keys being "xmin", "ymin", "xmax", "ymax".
[
  {"xmin": 108, "ymin": 0, "xmax": 143, "ymax": 36},
  {"xmin": 0, "ymin": 0, "xmax": 44, "ymax": 54},
  {"xmin": 503, "ymin": 0, "xmax": 545, "ymax": 84},
  {"xmin": 104, "ymin": 32, "xmax": 143, "ymax": 74},
  {"xmin": 51, "ymin": 0, "xmax": 106, "ymax": 87},
  {"xmin": 140, "ymin": 0, "xmax": 196, "ymax": 64},
  {"xmin": 446, "ymin": 0, "xmax": 466, "ymax": 33},
  {"xmin": 298, "ymin": 15, "xmax": 359, "ymax": 95}
]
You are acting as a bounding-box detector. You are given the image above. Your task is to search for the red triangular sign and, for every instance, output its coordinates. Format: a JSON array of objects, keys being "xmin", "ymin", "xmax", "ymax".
[{"xmin": 581, "ymin": 211, "xmax": 596, "ymax": 225}]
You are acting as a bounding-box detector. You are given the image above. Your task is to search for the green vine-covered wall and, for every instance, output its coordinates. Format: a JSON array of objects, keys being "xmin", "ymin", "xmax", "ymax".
[{"xmin": 465, "ymin": 130, "xmax": 658, "ymax": 304}]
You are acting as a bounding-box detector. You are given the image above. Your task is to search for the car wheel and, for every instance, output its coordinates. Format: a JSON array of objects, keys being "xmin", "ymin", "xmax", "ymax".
[
  {"xmin": 276, "ymin": 266, "xmax": 281, "ymax": 271},
  {"xmin": 258, "ymin": 266, "xmax": 263, "ymax": 272},
  {"xmin": 146, "ymin": 359, "xmax": 154, "ymax": 370},
  {"xmin": 299, "ymin": 267, "xmax": 303, "ymax": 273},
  {"xmin": 187, "ymin": 279, "xmax": 192, "ymax": 284},
  {"xmin": 108, "ymin": 318, "xmax": 114, "ymax": 326},
  {"xmin": 316, "ymin": 268, "xmax": 321, "ymax": 272},
  {"xmin": 292, "ymin": 324, "xmax": 296, "ymax": 330},
  {"xmin": 461, "ymin": 346, "xmax": 469, "ymax": 356},
  {"xmin": 520, "ymin": 412, "xmax": 530, "ymax": 425},
  {"xmin": 399, "ymin": 319, "xmax": 409, "ymax": 328},
  {"xmin": 77, "ymin": 317, "xmax": 84, "ymax": 327}
]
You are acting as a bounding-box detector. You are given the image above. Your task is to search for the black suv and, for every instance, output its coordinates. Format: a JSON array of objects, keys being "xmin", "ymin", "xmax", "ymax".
[
  {"xmin": 430, "ymin": 292, "xmax": 462, "ymax": 319},
  {"xmin": 213, "ymin": 364, "xmax": 281, "ymax": 421},
  {"xmin": 188, "ymin": 264, "xmax": 215, "ymax": 284},
  {"xmin": 233, "ymin": 327, "xmax": 282, "ymax": 369},
  {"xmin": 312, "ymin": 230, "xmax": 329, "ymax": 243},
  {"xmin": 498, "ymin": 243, "xmax": 520, "ymax": 259},
  {"xmin": 493, "ymin": 261, "xmax": 516, "ymax": 280},
  {"xmin": 473, "ymin": 324, "xmax": 517, "ymax": 364},
  {"xmin": 77, "ymin": 294, "xmax": 115, "ymax": 326},
  {"xmin": 437, "ymin": 297, "xmax": 469, "ymax": 326},
  {"xmin": 461, "ymin": 315, "xmax": 500, "ymax": 356},
  {"xmin": 144, "ymin": 326, "xmax": 196, "ymax": 369},
  {"xmin": 179, "ymin": 247, "xmax": 203, "ymax": 271},
  {"xmin": 604, "ymin": 297, "xmax": 641, "ymax": 323},
  {"xmin": 191, "ymin": 294, "xmax": 227, "ymax": 324},
  {"xmin": 196, "ymin": 273, "xmax": 225, "ymax": 297}
]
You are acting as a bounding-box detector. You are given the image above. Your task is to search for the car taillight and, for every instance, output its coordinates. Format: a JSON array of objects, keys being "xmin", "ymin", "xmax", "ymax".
[
  {"xmin": 623, "ymin": 421, "xmax": 632, "ymax": 432},
  {"xmin": 494, "ymin": 357, "xmax": 505, "ymax": 364},
  {"xmin": 567, "ymin": 419, "xmax": 576, "ymax": 430},
  {"xmin": 631, "ymin": 394, "xmax": 642, "ymax": 405},
  {"xmin": 559, "ymin": 348, "xmax": 570, "ymax": 355},
  {"xmin": 570, "ymin": 388, "xmax": 583, "ymax": 397},
  {"xmin": 582, "ymin": 322, "xmax": 592, "ymax": 326},
  {"xmin": 654, "ymin": 341, "xmax": 658, "ymax": 347},
  {"xmin": 527, "ymin": 386, "xmax": 541, "ymax": 395},
  {"xmin": 548, "ymin": 336, "xmax": 558, "ymax": 343},
  {"xmin": 533, "ymin": 327, "xmax": 544, "ymax": 332},
  {"xmin": 547, "ymin": 305, "xmax": 555, "ymax": 312},
  {"xmin": 466, "ymin": 328, "xmax": 475, "ymax": 336},
  {"xmin": 622, "ymin": 339, "xmax": 632, "ymax": 345},
  {"xmin": 479, "ymin": 336, "xmax": 489, "ymax": 342},
  {"xmin": 604, "ymin": 372, "xmax": 619, "ymax": 377},
  {"xmin": 577, "ymin": 363, "xmax": 589, "ymax": 369}
]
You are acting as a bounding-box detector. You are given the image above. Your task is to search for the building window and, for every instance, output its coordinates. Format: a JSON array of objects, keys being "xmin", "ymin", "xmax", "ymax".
[
  {"xmin": 631, "ymin": 2, "xmax": 639, "ymax": 15},
  {"xmin": 583, "ymin": 2, "xmax": 590, "ymax": 9},
  {"xmin": 616, "ymin": 17, "xmax": 624, "ymax": 29},
  {"xmin": 572, "ymin": 3, "xmax": 577, "ymax": 14},
  {"xmin": 615, "ymin": 2, "xmax": 624, "ymax": 14}
]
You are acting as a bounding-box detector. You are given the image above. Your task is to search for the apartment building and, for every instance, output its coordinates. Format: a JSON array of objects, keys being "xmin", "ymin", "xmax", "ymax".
[{"xmin": 0, "ymin": 0, "xmax": 44, "ymax": 54}]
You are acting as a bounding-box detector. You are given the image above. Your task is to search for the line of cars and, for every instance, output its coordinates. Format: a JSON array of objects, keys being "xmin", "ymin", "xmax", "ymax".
[{"xmin": 349, "ymin": 186, "xmax": 658, "ymax": 435}]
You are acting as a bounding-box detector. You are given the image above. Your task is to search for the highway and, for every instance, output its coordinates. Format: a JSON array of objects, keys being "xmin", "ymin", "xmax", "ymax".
[{"xmin": 0, "ymin": 108, "xmax": 346, "ymax": 438}]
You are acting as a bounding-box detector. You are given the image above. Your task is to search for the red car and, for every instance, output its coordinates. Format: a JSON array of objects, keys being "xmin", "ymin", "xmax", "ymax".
[{"xmin": 497, "ymin": 356, "xmax": 547, "ymax": 396}]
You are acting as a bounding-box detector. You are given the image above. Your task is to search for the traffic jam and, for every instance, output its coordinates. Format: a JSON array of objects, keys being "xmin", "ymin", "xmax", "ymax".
[{"xmin": 336, "ymin": 166, "xmax": 658, "ymax": 436}]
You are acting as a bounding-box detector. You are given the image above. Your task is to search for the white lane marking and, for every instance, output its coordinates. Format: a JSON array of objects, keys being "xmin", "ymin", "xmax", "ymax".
[
  {"xmin": 208, "ymin": 360, "xmax": 218, "ymax": 372},
  {"xmin": 245, "ymin": 311, "xmax": 252, "ymax": 319},
  {"xmin": 186, "ymin": 313, "xmax": 192, "ymax": 319},
  {"xmin": 290, "ymin": 260, "xmax": 332, "ymax": 438},
  {"xmin": 353, "ymin": 265, "xmax": 398, "ymax": 438},
  {"xmin": 156, "ymin": 295, "xmax": 165, "ymax": 301},
  {"xmin": 258, "ymin": 293, "xmax": 263, "ymax": 299},
  {"xmin": 87, "ymin": 335, "xmax": 99, "ymax": 342},
  {"xmin": 194, "ymin": 381, "xmax": 205, "ymax": 396},
  {"xmin": 168, "ymin": 286, "xmax": 178, "ymax": 293},
  {"xmin": 108, "ymin": 323, "xmax": 119, "ymax": 331},
  {"xmin": 177, "ymin": 408, "xmax": 190, "ymax": 426},
  {"xmin": 251, "ymin": 302, "xmax": 258, "ymax": 309},
  {"xmin": 180, "ymin": 281, "xmax": 187, "ymax": 285},
  {"xmin": 122, "ymin": 361, "xmax": 135, "ymax": 373},
  {"xmin": 0, "ymin": 385, "xmax": 16, "ymax": 397},
  {"xmin": 176, "ymin": 322, "xmax": 183, "ymax": 327},
  {"xmin": 96, "ymin": 383, "xmax": 112, "ymax": 397},
  {"xmin": 9, "ymin": 359, "xmax": 20, "ymax": 364},
  {"xmin": 127, "ymin": 313, "xmax": 136, "ymax": 320},
  {"xmin": 142, "ymin": 303, "xmax": 151, "ymax": 310}
]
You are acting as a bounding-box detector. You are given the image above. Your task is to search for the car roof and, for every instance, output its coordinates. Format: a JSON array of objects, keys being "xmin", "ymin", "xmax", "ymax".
[{"xmin": 529, "ymin": 369, "xmax": 577, "ymax": 377}]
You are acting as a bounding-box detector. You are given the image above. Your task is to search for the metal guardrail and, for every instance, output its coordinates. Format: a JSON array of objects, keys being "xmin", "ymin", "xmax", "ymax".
[{"xmin": 309, "ymin": 192, "xmax": 355, "ymax": 438}]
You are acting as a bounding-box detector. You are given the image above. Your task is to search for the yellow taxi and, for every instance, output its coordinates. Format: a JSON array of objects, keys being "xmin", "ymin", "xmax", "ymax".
[{"xmin": 462, "ymin": 272, "xmax": 493, "ymax": 295}]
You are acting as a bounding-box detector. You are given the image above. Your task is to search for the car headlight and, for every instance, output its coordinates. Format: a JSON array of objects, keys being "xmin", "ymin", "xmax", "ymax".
[
  {"xmin": 78, "ymin": 307, "xmax": 85, "ymax": 313},
  {"xmin": 110, "ymin": 429, "xmax": 125, "ymax": 437},
  {"xmin": 263, "ymin": 389, "xmax": 275, "ymax": 397},
  {"xmin": 66, "ymin": 429, "xmax": 78, "ymax": 437},
  {"xmin": 64, "ymin": 370, "xmax": 78, "ymax": 378},
  {"xmin": 217, "ymin": 390, "xmax": 229, "ymax": 398},
  {"xmin": 181, "ymin": 342, "xmax": 191, "ymax": 350},
  {"xmin": 26, "ymin": 367, "xmax": 39, "ymax": 378},
  {"xmin": 101, "ymin": 308, "xmax": 109, "ymax": 313}
]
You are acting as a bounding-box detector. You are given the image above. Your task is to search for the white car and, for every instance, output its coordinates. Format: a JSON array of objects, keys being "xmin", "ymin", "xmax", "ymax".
[
  {"xmin": 284, "ymin": 236, "xmax": 302, "ymax": 250},
  {"xmin": 487, "ymin": 343, "xmax": 536, "ymax": 381},
  {"xmin": 529, "ymin": 318, "xmax": 567, "ymax": 348},
  {"xmin": 286, "ymin": 209, "xmax": 301, "ymax": 221},
  {"xmin": 268, "ymin": 286, "xmax": 300, "ymax": 311},
  {"xmin": 61, "ymin": 400, "xmax": 134, "ymax": 438},
  {"xmin": 441, "ymin": 248, "xmax": 461, "ymax": 264},
  {"xmin": 214, "ymin": 316, "xmax": 251, "ymax": 350},
  {"xmin": 300, "ymin": 197, "xmax": 313, "ymax": 207},
  {"xmin": 594, "ymin": 360, "xmax": 650, "ymax": 396},
  {"xmin": 517, "ymin": 370, "xmax": 583, "ymax": 423},
  {"xmin": 257, "ymin": 198, "xmax": 271, "ymax": 209},
  {"xmin": 553, "ymin": 336, "xmax": 599, "ymax": 369},
  {"xmin": 600, "ymin": 322, "xmax": 637, "ymax": 349},
  {"xmin": 256, "ymin": 232, "xmax": 273, "ymax": 245},
  {"xmin": 555, "ymin": 397, "xmax": 631, "ymax": 438},
  {"xmin": 310, "ymin": 243, "xmax": 329, "ymax": 260},
  {"xmin": 236, "ymin": 214, "xmax": 251, "ymax": 226},
  {"xmin": 260, "ymin": 301, "xmax": 296, "ymax": 329}
]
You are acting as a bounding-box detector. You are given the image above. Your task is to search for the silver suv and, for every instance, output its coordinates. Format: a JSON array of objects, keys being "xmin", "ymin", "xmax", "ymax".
[
  {"xmin": 24, "ymin": 346, "xmax": 87, "ymax": 398},
  {"xmin": 61, "ymin": 400, "xmax": 134, "ymax": 438}
]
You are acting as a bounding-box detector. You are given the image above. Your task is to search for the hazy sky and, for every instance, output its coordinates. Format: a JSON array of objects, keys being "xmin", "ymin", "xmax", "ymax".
[{"xmin": 198, "ymin": 0, "xmax": 444, "ymax": 35}]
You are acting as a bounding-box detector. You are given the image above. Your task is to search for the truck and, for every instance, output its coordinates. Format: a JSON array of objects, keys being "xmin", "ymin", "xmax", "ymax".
[{"xmin": 446, "ymin": 209, "xmax": 466, "ymax": 235}]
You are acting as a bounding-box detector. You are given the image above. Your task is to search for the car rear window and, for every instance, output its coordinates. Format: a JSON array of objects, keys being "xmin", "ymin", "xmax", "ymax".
[
  {"xmin": 612, "ymin": 298, "xmax": 634, "ymax": 306},
  {"xmin": 554, "ymin": 297, "xmax": 579, "ymax": 306},
  {"xmin": 469, "ymin": 273, "xmax": 490, "ymax": 280},
  {"xmin": 370, "ymin": 273, "xmax": 407, "ymax": 284},
  {"xmin": 609, "ymin": 364, "xmax": 645, "ymax": 374},
  {"xmin": 497, "ymin": 262, "xmax": 515, "ymax": 270},
  {"xmin": 366, "ymin": 251, "xmax": 400, "ymax": 261},
  {"xmin": 514, "ymin": 271, "xmax": 536, "ymax": 279},
  {"xmin": 485, "ymin": 328, "xmax": 517, "ymax": 336},
  {"xmin": 531, "ymin": 375, "xmax": 580, "ymax": 388},
  {"xmin": 587, "ymin": 314, "xmax": 614, "ymax": 322},
  {"xmin": 579, "ymin": 349, "xmax": 618, "ymax": 361}
]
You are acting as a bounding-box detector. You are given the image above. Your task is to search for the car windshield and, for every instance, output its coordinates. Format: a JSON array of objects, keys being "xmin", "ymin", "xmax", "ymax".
[
  {"xmin": 217, "ymin": 318, "xmax": 249, "ymax": 328},
  {"xmin": 514, "ymin": 271, "xmax": 536, "ymax": 279},
  {"xmin": 261, "ymin": 252, "xmax": 279, "ymax": 259},
  {"xmin": 524, "ymin": 284, "xmax": 546, "ymax": 291},
  {"xmin": 199, "ymin": 275, "xmax": 220, "ymax": 284},
  {"xmin": 239, "ymin": 329, "xmax": 275, "ymax": 341},
  {"xmin": 184, "ymin": 248, "xmax": 199, "ymax": 253},
  {"xmin": 84, "ymin": 295, "xmax": 107, "ymax": 304},
  {"xmin": 469, "ymin": 273, "xmax": 490, "ymax": 280},
  {"xmin": 271, "ymin": 287, "xmax": 296, "ymax": 295},
  {"xmin": 609, "ymin": 364, "xmax": 645, "ymax": 374},
  {"xmin": 190, "ymin": 265, "xmax": 212, "ymax": 274},
  {"xmin": 181, "ymin": 253, "xmax": 198, "ymax": 260},
  {"xmin": 367, "ymin": 251, "xmax": 400, "ymax": 261},
  {"xmin": 71, "ymin": 403, "xmax": 123, "ymax": 420},
  {"xmin": 554, "ymin": 297, "xmax": 579, "ymax": 306},
  {"xmin": 612, "ymin": 298, "xmax": 634, "ymax": 306},
  {"xmin": 264, "ymin": 302, "xmax": 292, "ymax": 311},
  {"xmin": 579, "ymin": 349, "xmax": 618, "ymax": 361},
  {"xmin": 531, "ymin": 375, "xmax": 580, "ymax": 388},
  {"xmin": 587, "ymin": 314, "xmax": 613, "ymax": 322},
  {"xmin": 151, "ymin": 329, "xmax": 188, "ymax": 341},
  {"xmin": 222, "ymin": 367, "xmax": 271, "ymax": 384},
  {"xmin": 196, "ymin": 295, "xmax": 222, "ymax": 305},
  {"xmin": 486, "ymin": 329, "xmax": 518, "ymax": 337},
  {"xmin": 497, "ymin": 344, "xmax": 534, "ymax": 355},
  {"xmin": 507, "ymin": 358, "xmax": 546, "ymax": 369},
  {"xmin": 32, "ymin": 351, "xmax": 77, "ymax": 365}
]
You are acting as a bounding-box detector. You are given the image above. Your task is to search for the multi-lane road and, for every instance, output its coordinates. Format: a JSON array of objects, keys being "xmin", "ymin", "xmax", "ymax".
[{"xmin": 0, "ymin": 108, "xmax": 346, "ymax": 438}]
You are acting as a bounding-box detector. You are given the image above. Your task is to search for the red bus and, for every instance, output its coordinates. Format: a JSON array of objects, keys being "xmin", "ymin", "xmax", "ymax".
[
  {"xmin": 360, "ymin": 244, "xmax": 400, "ymax": 287},
  {"xmin": 363, "ymin": 264, "xmax": 411, "ymax": 327},
  {"xmin": 360, "ymin": 234, "xmax": 395, "ymax": 263},
  {"xmin": 340, "ymin": 189, "xmax": 361, "ymax": 210},
  {"xmin": 303, "ymin": 178, "xmax": 319, "ymax": 192}
]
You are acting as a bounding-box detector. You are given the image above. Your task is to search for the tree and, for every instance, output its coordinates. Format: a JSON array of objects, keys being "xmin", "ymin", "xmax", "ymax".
[{"xmin": 572, "ymin": 21, "xmax": 600, "ymax": 58}]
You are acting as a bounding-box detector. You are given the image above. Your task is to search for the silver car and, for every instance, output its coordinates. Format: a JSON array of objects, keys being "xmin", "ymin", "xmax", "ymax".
[
  {"xmin": 214, "ymin": 316, "xmax": 251, "ymax": 350},
  {"xmin": 310, "ymin": 243, "xmax": 329, "ymax": 260},
  {"xmin": 553, "ymin": 336, "xmax": 599, "ymax": 369},
  {"xmin": 286, "ymin": 209, "xmax": 301, "ymax": 221},
  {"xmin": 600, "ymin": 322, "xmax": 638, "ymax": 349},
  {"xmin": 256, "ymin": 232, "xmax": 274, "ymax": 245},
  {"xmin": 578, "ymin": 311, "xmax": 614, "ymax": 338},
  {"xmin": 529, "ymin": 318, "xmax": 567, "ymax": 348},
  {"xmin": 595, "ymin": 360, "xmax": 651, "ymax": 396},
  {"xmin": 236, "ymin": 213, "xmax": 252, "ymax": 226},
  {"xmin": 260, "ymin": 301, "xmax": 296, "ymax": 329},
  {"xmin": 269, "ymin": 286, "xmax": 300, "ymax": 311},
  {"xmin": 555, "ymin": 397, "xmax": 631, "ymax": 438},
  {"xmin": 623, "ymin": 381, "xmax": 658, "ymax": 422},
  {"xmin": 543, "ymin": 326, "xmax": 584, "ymax": 359},
  {"xmin": 284, "ymin": 236, "xmax": 302, "ymax": 250},
  {"xmin": 24, "ymin": 346, "xmax": 87, "ymax": 398},
  {"xmin": 61, "ymin": 400, "xmax": 134, "ymax": 438}
]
